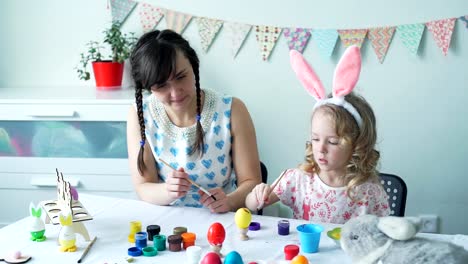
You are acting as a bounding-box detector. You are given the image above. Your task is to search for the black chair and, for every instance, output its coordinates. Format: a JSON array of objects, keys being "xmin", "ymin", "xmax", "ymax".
[
  {"xmin": 258, "ymin": 161, "xmax": 268, "ymax": 215},
  {"xmin": 379, "ymin": 173, "xmax": 407, "ymax": 217}
]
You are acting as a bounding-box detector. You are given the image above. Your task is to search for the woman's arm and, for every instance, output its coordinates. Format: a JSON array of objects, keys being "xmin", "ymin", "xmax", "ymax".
[
  {"xmin": 127, "ymin": 107, "xmax": 190, "ymax": 205},
  {"xmin": 227, "ymin": 97, "xmax": 262, "ymax": 210}
]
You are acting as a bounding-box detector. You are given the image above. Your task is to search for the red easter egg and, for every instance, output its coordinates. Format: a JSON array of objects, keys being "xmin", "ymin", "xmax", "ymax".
[
  {"xmin": 207, "ymin": 222, "xmax": 226, "ymax": 246},
  {"xmin": 201, "ymin": 252, "xmax": 222, "ymax": 264}
]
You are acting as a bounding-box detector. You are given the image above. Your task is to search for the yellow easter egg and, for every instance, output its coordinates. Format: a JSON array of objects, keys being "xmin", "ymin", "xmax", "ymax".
[
  {"xmin": 291, "ymin": 255, "xmax": 309, "ymax": 264},
  {"xmin": 234, "ymin": 208, "xmax": 252, "ymax": 229}
]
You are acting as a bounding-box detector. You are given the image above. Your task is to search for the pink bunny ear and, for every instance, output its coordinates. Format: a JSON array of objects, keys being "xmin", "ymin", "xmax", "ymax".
[
  {"xmin": 333, "ymin": 45, "xmax": 361, "ymax": 97},
  {"xmin": 290, "ymin": 49, "xmax": 326, "ymax": 100}
]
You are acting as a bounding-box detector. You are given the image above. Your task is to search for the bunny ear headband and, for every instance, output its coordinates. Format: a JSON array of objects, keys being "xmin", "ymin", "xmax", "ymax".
[{"xmin": 290, "ymin": 45, "xmax": 363, "ymax": 128}]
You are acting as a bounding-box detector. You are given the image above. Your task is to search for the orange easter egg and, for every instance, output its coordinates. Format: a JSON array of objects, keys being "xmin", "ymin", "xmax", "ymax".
[{"xmin": 291, "ymin": 255, "xmax": 309, "ymax": 264}]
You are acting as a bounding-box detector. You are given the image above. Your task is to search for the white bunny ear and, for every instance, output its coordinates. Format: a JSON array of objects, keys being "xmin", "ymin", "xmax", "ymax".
[
  {"xmin": 377, "ymin": 216, "xmax": 418, "ymax": 241},
  {"xmin": 333, "ymin": 45, "xmax": 361, "ymax": 97},
  {"xmin": 290, "ymin": 49, "xmax": 326, "ymax": 100}
]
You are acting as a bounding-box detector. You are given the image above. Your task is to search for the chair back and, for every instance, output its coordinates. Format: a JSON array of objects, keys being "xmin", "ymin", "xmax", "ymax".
[
  {"xmin": 379, "ymin": 173, "xmax": 407, "ymax": 217},
  {"xmin": 258, "ymin": 161, "xmax": 268, "ymax": 215}
]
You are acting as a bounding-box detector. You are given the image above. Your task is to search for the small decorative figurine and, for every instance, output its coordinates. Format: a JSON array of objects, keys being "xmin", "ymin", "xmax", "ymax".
[
  {"xmin": 234, "ymin": 208, "xmax": 252, "ymax": 240},
  {"xmin": 29, "ymin": 202, "xmax": 46, "ymax": 242},
  {"xmin": 58, "ymin": 211, "xmax": 77, "ymax": 252},
  {"xmin": 207, "ymin": 222, "xmax": 226, "ymax": 256}
]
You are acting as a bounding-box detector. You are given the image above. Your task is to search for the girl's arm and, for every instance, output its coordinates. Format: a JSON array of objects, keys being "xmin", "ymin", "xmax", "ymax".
[
  {"xmin": 245, "ymin": 183, "xmax": 280, "ymax": 213},
  {"xmin": 127, "ymin": 107, "xmax": 190, "ymax": 205}
]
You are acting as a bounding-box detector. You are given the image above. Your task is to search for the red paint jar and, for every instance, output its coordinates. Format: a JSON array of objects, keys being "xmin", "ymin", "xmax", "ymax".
[{"xmin": 284, "ymin": 244, "xmax": 300, "ymax": 260}]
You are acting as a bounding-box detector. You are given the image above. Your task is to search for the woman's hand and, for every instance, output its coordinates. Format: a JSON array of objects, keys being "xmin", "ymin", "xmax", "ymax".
[
  {"xmin": 198, "ymin": 187, "xmax": 230, "ymax": 213},
  {"xmin": 165, "ymin": 168, "xmax": 191, "ymax": 200}
]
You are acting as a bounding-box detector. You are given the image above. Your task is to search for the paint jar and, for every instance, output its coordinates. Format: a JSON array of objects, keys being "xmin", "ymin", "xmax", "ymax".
[
  {"xmin": 154, "ymin": 234, "xmax": 166, "ymax": 251},
  {"xmin": 284, "ymin": 244, "xmax": 300, "ymax": 260},
  {"xmin": 147, "ymin": 225, "xmax": 161, "ymax": 241},
  {"xmin": 278, "ymin": 220, "xmax": 290, "ymax": 235},
  {"xmin": 168, "ymin": 234, "xmax": 182, "ymax": 252},
  {"xmin": 186, "ymin": 245, "xmax": 202, "ymax": 264},
  {"xmin": 181, "ymin": 232, "xmax": 196, "ymax": 249},
  {"xmin": 135, "ymin": 232, "xmax": 148, "ymax": 249},
  {"xmin": 173, "ymin": 226, "xmax": 188, "ymax": 236},
  {"xmin": 128, "ymin": 221, "xmax": 142, "ymax": 243}
]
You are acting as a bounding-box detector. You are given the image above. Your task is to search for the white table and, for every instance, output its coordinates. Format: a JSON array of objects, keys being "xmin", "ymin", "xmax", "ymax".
[{"xmin": 1, "ymin": 194, "xmax": 467, "ymax": 264}]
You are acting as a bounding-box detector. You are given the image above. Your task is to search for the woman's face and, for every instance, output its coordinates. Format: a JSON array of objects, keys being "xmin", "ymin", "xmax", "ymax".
[{"xmin": 150, "ymin": 50, "xmax": 196, "ymax": 112}]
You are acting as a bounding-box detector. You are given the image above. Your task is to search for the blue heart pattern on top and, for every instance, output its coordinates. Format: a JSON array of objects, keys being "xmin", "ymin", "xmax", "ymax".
[
  {"xmin": 170, "ymin": 147, "xmax": 178, "ymax": 157},
  {"xmin": 203, "ymin": 144, "xmax": 209, "ymax": 154},
  {"xmin": 213, "ymin": 125, "xmax": 221, "ymax": 135},
  {"xmin": 226, "ymin": 123, "xmax": 231, "ymax": 130},
  {"xmin": 215, "ymin": 140, "xmax": 224, "ymax": 150},
  {"xmin": 189, "ymin": 174, "xmax": 198, "ymax": 181},
  {"xmin": 217, "ymin": 154, "xmax": 225, "ymax": 164},
  {"xmin": 186, "ymin": 162, "xmax": 196, "ymax": 170},
  {"xmin": 213, "ymin": 112, "xmax": 219, "ymax": 122},
  {"xmin": 201, "ymin": 159, "xmax": 212, "ymax": 169},
  {"xmin": 154, "ymin": 146, "xmax": 163, "ymax": 156},
  {"xmin": 222, "ymin": 97, "xmax": 232, "ymax": 104},
  {"xmin": 221, "ymin": 167, "xmax": 228, "ymax": 176},
  {"xmin": 207, "ymin": 183, "xmax": 218, "ymax": 188},
  {"xmin": 185, "ymin": 146, "xmax": 193, "ymax": 155},
  {"xmin": 154, "ymin": 133, "xmax": 162, "ymax": 140},
  {"xmin": 205, "ymin": 172, "xmax": 215, "ymax": 180},
  {"xmin": 192, "ymin": 193, "xmax": 201, "ymax": 201},
  {"xmin": 170, "ymin": 162, "xmax": 179, "ymax": 169},
  {"xmin": 224, "ymin": 110, "xmax": 231, "ymax": 118}
]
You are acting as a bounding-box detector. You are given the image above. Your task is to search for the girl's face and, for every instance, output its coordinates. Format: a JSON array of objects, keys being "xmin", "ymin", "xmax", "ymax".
[
  {"xmin": 150, "ymin": 50, "xmax": 196, "ymax": 112},
  {"xmin": 311, "ymin": 109, "xmax": 353, "ymax": 174}
]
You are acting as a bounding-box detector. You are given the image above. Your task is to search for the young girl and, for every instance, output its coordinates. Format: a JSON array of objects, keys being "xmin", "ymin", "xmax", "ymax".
[{"xmin": 246, "ymin": 46, "xmax": 390, "ymax": 223}]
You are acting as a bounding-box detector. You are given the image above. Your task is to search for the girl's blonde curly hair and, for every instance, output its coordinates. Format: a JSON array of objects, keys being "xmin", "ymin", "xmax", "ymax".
[{"xmin": 299, "ymin": 92, "xmax": 380, "ymax": 200}]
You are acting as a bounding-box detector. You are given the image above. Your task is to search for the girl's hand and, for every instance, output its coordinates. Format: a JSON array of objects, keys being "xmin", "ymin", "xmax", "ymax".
[
  {"xmin": 165, "ymin": 168, "xmax": 191, "ymax": 199},
  {"xmin": 252, "ymin": 183, "xmax": 272, "ymax": 209},
  {"xmin": 198, "ymin": 188, "xmax": 230, "ymax": 213}
]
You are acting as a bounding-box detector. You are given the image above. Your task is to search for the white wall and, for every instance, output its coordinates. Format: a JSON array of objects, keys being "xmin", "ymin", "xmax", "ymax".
[{"xmin": 1, "ymin": 0, "xmax": 467, "ymax": 234}]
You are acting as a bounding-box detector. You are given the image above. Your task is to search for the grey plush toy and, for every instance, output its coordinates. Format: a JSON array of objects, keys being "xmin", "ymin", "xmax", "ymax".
[{"xmin": 340, "ymin": 214, "xmax": 468, "ymax": 264}]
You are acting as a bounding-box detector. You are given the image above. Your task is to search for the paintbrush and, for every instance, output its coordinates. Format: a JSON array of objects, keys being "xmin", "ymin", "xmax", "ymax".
[
  {"xmin": 158, "ymin": 158, "xmax": 217, "ymax": 201},
  {"xmin": 257, "ymin": 170, "xmax": 287, "ymax": 210}
]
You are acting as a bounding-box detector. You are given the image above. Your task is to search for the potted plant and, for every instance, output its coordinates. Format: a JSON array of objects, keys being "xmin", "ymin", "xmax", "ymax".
[{"xmin": 76, "ymin": 21, "xmax": 137, "ymax": 89}]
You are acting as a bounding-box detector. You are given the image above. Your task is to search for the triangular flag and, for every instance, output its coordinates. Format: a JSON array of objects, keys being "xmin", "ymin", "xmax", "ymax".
[
  {"xmin": 426, "ymin": 18, "xmax": 456, "ymax": 56},
  {"xmin": 110, "ymin": 0, "xmax": 137, "ymax": 25},
  {"xmin": 368, "ymin": 27, "xmax": 395, "ymax": 63},
  {"xmin": 165, "ymin": 10, "xmax": 192, "ymax": 34},
  {"xmin": 338, "ymin": 29, "xmax": 368, "ymax": 48},
  {"xmin": 139, "ymin": 3, "xmax": 164, "ymax": 33},
  {"xmin": 312, "ymin": 29, "xmax": 338, "ymax": 58},
  {"xmin": 195, "ymin": 17, "xmax": 223, "ymax": 52},
  {"xmin": 283, "ymin": 28, "xmax": 311, "ymax": 53},
  {"xmin": 254, "ymin": 25, "xmax": 282, "ymax": 61},
  {"xmin": 459, "ymin": 16, "xmax": 468, "ymax": 29},
  {"xmin": 224, "ymin": 22, "xmax": 252, "ymax": 58},
  {"xmin": 396, "ymin": 23, "xmax": 425, "ymax": 55}
]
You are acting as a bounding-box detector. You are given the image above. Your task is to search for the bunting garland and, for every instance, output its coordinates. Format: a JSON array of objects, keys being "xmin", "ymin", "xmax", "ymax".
[
  {"xmin": 368, "ymin": 27, "xmax": 396, "ymax": 63},
  {"xmin": 426, "ymin": 18, "xmax": 456, "ymax": 56},
  {"xmin": 396, "ymin": 24, "xmax": 425, "ymax": 55},
  {"xmin": 139, "ymin": 3, "xmax": 164, "ymax": 33},
  {"xmin": 195, "ymin": 18, "xmax": 223, "ymax": 52},
  {"xmin": 108, "ymin": 0, "xmax": 467, "ymax": 62},
  {"xmin": 110, "ymin": 0, "xmax": 137, "ymax": 25},
  {"xmin": 224, "ymin": 22, "xmax": 252, "ymax": 58}
]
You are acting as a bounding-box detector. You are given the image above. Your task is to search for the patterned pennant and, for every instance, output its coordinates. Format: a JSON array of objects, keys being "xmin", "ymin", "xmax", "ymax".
[
  {"xmin": 139, "ymin": 3, "xmax": 164, "ymax": 33},
  {"xmin": 338, "ymin": 29, "xmax": 368, "ymax": 48},
  {"xmin": 224, "ymin": 22, "xmax": 252, "ymax": 58},
  {"xmin": 165, "ymin": 10, "xmax": 192, "ymax": 34},
  {"xmin": 368, "ymin": 27, "xmax": 396, "ymax": 63},
  {"xmin": 459, "ymin": 16, "xmax": 468, "ymax": 29},
  {"xmin": 195, "ymin": 17, "xmax": 223, "ymax": 52},
  {"xmin": 110, "ymin": 0, "xmax": 137, "ymax": 25},
  {"xmin": 283, "ymin": 28, "xmax": 311, "ymax": 53},
  {"xmin": 254, "ymin": 25, "xmax": 282, "ymax": 61},
  {"xmin": 396, "ymin": 23, "xmax": 425, "ymax": 55},
  {"xmin": 312, "ymin": 29, "xmax": 339, "ymax": 58},
  {"xmin": 426, "ymin": 18, "xmax": 456, "ymax": 56}
]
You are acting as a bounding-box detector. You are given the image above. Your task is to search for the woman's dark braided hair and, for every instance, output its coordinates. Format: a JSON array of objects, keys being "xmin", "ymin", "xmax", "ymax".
[{"xmin": 130, "ymin": 29, "xmax": 205, "ymax": 175}]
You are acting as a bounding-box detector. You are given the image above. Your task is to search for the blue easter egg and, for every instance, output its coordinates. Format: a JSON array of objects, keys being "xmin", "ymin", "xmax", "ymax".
[{"xmin": 224, "ymin": 251, "xmax": 243, "ymax": 264}]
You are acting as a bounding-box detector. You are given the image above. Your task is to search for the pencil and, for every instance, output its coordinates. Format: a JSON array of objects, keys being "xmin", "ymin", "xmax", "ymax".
[
  {"xmin": 77, "ymin": 236, "xmax": 97, "ymax": 263},
  {"xmin": 158, "ymin": 158, "xmax": 217, "ymax": 201}
]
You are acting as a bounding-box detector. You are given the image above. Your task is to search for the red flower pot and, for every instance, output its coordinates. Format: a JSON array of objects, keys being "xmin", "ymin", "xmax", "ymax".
[{"xmin": 92, "ymin": 61, "xmax": 124, "ymax": 90}]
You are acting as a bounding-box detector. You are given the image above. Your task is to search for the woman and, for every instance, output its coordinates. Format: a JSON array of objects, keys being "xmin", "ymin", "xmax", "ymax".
[{"xmin": 127, "ymin": 29, "xmax": 261, "ymax": 213}]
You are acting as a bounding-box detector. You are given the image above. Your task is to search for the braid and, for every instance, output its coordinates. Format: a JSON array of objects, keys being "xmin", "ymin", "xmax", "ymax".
[
  {"xmin": 191, "ymin": 66, "xmax": 205, "ymax": 156},
  {"xmin": 135, "ymin": 87, "xmax": 147, "ymax": 174}
]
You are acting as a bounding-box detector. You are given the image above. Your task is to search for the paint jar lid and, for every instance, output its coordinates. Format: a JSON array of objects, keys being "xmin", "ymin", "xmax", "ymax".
[
  {"xmin": 181, "ymin": 232, "xmax": 196, "ymax": 242},
  {"xmin": 127, "ymin": 247, "xmax": 142, "ymax": 256},
  {"xmin": 248, "ymin": 222, "xmax": 261, "ymax": 231},
  {"xmin": 173, "ymin": 226, "xmax": 188, "ymax": 235},
  {"xmin": 168, "ymin": 234, "xmax": 182, "ymax": 244}
]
